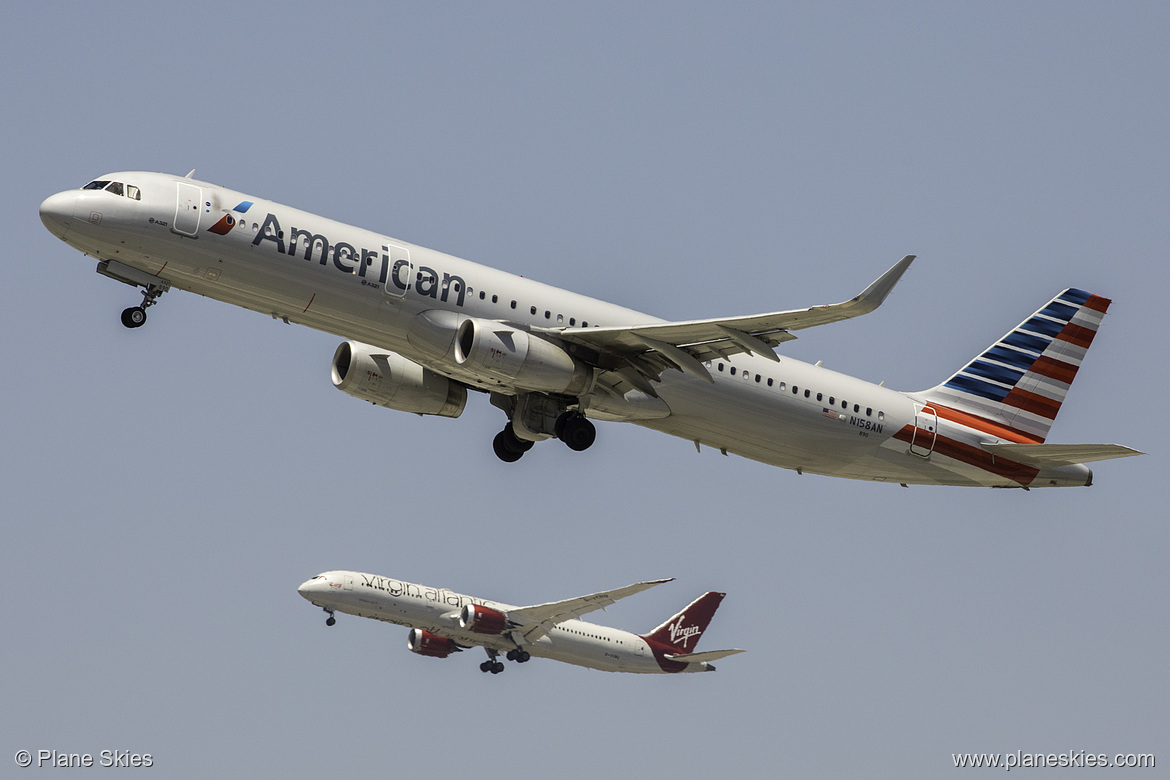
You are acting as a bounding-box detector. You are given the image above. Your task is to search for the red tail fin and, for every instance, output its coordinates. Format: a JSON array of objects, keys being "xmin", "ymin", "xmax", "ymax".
[{"xmin": 641, "ymin": 592, "xmax": 725, "ymax": 653}]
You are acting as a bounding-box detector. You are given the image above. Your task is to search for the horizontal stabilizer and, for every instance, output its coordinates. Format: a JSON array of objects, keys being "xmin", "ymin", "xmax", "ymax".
[
  {"xmin": 663, "ymin": 648, "xmax": 746, "ymax": 663},
  {"xmin": 981, "ymin": 443, "xmax": 1144, "ymax": 467}
]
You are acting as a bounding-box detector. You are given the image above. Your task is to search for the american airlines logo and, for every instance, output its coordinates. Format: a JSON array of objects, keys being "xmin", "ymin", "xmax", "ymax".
[
  {"xmin": 248, "ymin": 212, "xmax": 467, "ymax": 306},
  {"xmin": 668, "ymin": 619, "xmax": 701, "ymax": 648}
]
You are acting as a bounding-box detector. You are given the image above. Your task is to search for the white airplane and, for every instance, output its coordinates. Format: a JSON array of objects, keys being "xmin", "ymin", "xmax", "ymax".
[
  {"xmin": 40, "ymin": 171, "xmax": 1141, "ymax": 487},
  {"xmin": 297, "ymin": 571, "xmax": 743, "ymax": 675}
]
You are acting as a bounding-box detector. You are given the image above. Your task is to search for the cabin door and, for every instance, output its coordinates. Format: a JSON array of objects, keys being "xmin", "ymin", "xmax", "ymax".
[
  {"xmin": 383, "ymin": 242, "xmax": 413, "ymax": 298},
  {"xmin": 909, "ymin": 405, "xmax": 938, "ymax": 457},
  {"xmin": 173, "ymin": 182, "xmax": 202, "ymax": 236}
]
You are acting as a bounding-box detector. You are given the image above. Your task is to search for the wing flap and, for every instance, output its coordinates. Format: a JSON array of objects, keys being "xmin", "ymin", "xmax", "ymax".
[
  {"xmin": 982, "ymin": 443, "xmax": 1144, "ymax": 467},
  {"xmin": 542, "ymin": 255, "xmax": 914, "ymax": 379}
]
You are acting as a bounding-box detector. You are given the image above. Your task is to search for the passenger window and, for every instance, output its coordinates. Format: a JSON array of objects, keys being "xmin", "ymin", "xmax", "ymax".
[
  {"xmin": 767, "ymin": 378, "xmax": 773, "ymax": 387},
  {"xmin": 792, "ymin": 385, "xmax": 799, "ymax": 394},
  {"xmin": 492, "ymin": 294, "xmax": 498, "ymax": 303},
  {"xmin": 510, "ymin": 300, "xmax": 516, "ymax": 309},
  {"xmin": 829, "ymin": 396, "xmax": 835, "ymax": 405},
  {"xmin": 730, "ymin": 367, "xmax": 737, "ymax": 376},
  {"xmin": 479, "ymin": 291, "xmax": 486, "ymax": 300},
  {"xmin": 816, "ymin": 392, "xmax": 823, "ymax": 401},
  {"xmin": 878, "ymin": 411, "xmax": 885, "ymax": 421},
  {"xmin": 804, "ymin": 389, "xmax": 810, "ymax": 398},
  {"xmin": 866, "ymin": 407, "xmax": 872, "ymax": 416},
  {"xmin": 853, "ymin": 404, "xmax": 860, "ymax": 413},
  {"xmin": 778, "ymin": 382, "xmax": 786, "ymax": 391},
  {"xmin": 717, "ymin": 363, "xmax": 724, "ymax": 372},
  {"xmin": 755, "ymin": 374, "xmax": 761, "ymax": 383},
  {"xmin": 841, "ymin": 400, "xmax": 848, "ymax": 409},
  {"xmin": 569, "ymin": 318, "xmax": 576, "ymax": 326},
  {"xmin": 530, "ymin": 306, "xmax": 537, "ymax": 315}
]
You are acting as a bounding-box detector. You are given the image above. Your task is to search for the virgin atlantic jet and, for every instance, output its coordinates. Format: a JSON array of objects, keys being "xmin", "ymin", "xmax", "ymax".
[
  {"xmin": 298, "ymin": 572, "xmax": 742, "ymax": 674},
  {"xmin": 39, "ymin": 171, "xmax": 1141, "ymax": 487}
]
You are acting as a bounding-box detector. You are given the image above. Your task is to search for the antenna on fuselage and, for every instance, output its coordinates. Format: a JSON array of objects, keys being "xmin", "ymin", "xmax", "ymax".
[{"xmin": 185, "ymin": 169, "xmax": 196, "ymax": 178}]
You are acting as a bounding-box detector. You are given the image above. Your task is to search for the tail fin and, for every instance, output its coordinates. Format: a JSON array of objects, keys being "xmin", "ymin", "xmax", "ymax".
[
  {"xmin": 922, "ymin": 288, "xmax": 1111, "ymax": 442},
  {"xmin": 642, "ymin": 592, "xmax": 725, "ymax": 653}
]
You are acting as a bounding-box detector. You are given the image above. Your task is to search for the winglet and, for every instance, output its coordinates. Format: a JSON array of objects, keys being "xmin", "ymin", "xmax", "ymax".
[{"xmin": 845, "ymin": 254, "xmax": 915, "ymax": 314}]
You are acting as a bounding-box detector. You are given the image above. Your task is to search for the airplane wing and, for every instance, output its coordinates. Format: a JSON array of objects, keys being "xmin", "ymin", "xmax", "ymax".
[
  {"xmin": 663, "ymin": 648, "xmax": 746, "ymax": 663},
  {"xmin": 539, "ymin": 256, "xmax": 914, "ymax": 386},
  {"xmin": 508, "ymin": 578, "xmax": 674, "ymax": 644},
  {"xmin": 981, "ymin": 443, "xmax": 1144, "ymax": 467}
]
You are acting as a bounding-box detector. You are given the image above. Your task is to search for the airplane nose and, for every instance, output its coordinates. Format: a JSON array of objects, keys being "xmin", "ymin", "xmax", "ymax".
[
  {"xmin": 40, "ymin": 191, "xmax": 76, "ymax": 239},
  {"xmin": 297, "ymin": 578, "xmax": 322, "ymax": 599}
]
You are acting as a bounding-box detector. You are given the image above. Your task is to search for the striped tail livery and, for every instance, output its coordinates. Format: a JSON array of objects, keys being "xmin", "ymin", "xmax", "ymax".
[{"xmin": 897, "ymin": 288, "xmax": 1142, "ymax": 488}]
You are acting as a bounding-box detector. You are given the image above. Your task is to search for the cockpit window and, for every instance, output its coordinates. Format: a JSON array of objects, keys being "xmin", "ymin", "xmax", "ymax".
[{"xmin": 81, "ymin": 180, "xmax": 141, "ymax": 200}]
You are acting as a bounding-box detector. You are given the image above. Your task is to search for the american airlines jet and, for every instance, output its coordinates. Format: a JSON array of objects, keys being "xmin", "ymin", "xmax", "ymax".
[
  {"xmin": 297, "ymin": 572, "xmax": 742, "ymax": 674},
  {"xmin": 40, "ymin": 171, "xmax": 1140, "ymax": 487}
]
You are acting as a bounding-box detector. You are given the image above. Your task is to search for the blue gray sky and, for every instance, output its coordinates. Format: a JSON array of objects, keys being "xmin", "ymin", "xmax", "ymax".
[{"xmin": 2, "ymin": 3, "xmax": 1165, "ymax": 777}]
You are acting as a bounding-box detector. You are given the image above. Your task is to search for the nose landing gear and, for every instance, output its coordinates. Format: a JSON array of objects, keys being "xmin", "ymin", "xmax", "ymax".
[
  {"xmin": 120, "ymin": 283, "xmax": 168, "ymax": 329},
  {"xmin": 96, "ymin": 259, "xmax": 171, "ymax": 329}
]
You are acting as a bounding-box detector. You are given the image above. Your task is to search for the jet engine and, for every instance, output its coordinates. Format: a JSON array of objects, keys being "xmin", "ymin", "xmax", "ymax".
[
  {"xmin": 407, "ymin": 629, "xmax": 458, "ymax": 658},
  {"xmin": 331, "ymin": 341, "xmax": 466, "ymax": 418},
  {"xmin": 458, "ymin": 604, "xmax": 508, "ymax": 635},
  {"xmin": 408, "ymin": 310, "xmax": 593, "ymax": 396}
]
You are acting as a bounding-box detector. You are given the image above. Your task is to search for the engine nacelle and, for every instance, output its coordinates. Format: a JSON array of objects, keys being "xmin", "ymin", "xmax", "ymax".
[
  {"xmin": 407, "ymin": 629, "xmax": 458, "ymax": 658},
  {"xmin": 453, "ymin": 316, "xmax": 594, "ymax": 395},
  {"xmin": 459, "ymin": 603, "xmax": 508, "ymax": 635},
  {"xmin": 331, "ymin": 341, "xmax": 466, "ymax": 418}
]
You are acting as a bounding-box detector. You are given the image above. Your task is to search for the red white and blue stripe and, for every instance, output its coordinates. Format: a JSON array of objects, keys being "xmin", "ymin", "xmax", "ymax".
[{"xmin": 925, "ymin": 288, "xmax": 1110, "ymax": 443}]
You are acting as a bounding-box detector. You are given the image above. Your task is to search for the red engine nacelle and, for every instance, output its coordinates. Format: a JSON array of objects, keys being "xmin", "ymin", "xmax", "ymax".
[
  {"xmin": 459, "ymin": 603, "xmax": 508, "ymax": 635},
  {"xmin": 407, "ymin": 629, "xmax": 458, "ymax": 658}
]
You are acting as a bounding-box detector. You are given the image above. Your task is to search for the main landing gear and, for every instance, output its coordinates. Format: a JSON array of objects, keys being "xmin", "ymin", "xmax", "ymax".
[
  {"xmin": 491, "ymin": 410, "xmax": 596, "ymax": 463},
  {"xmin": 492, "ymin": 427, "xmax": 534, "ymax": 463},
  {"xmin": 479, "ymin": 649, "xmax": 505, "ymax": 674},
  {"xmin": 479, "ymin": 647, "xmax": 531, "ymax": 674}
]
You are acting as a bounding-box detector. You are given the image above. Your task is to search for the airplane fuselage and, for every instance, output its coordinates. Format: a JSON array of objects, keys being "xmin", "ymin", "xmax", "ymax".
[
  {"xmin": 40, "ymin": 171, "xmax": 1104, "ymax": 487},
  {"xmin": 298, "ymin": 571, "xmax": 710, "ymax": 674}
]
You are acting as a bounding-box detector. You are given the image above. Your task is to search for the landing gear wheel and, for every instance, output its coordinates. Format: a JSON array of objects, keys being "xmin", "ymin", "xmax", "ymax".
[
  {"xmin": 506, "ymin": 649, "xmax": 517, "ymax": 661},
  {"xmin": 516, "ymin": 650, "xmax": 531, "ymax": 663},
  {"xmin": 480, "ymin": 660, "xmax": 493, "ymax": 673},
  {"xmin": 491, "ymin": 662, "xmax": 504, "ymax": 674},
  {"xmin": 121, "ymin": 306, "xmax": 147, "ymax": 328},
  {"xmin": 325, "ymin": 615, "xmax": 336, "ymax": 627},
  {"xmin": 492, "ymin": 427, "xmax": 534, "ymax": 462},
  {"xmin": 557, "ymin": 413, "xmax": 596, "ymax": 452}
]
